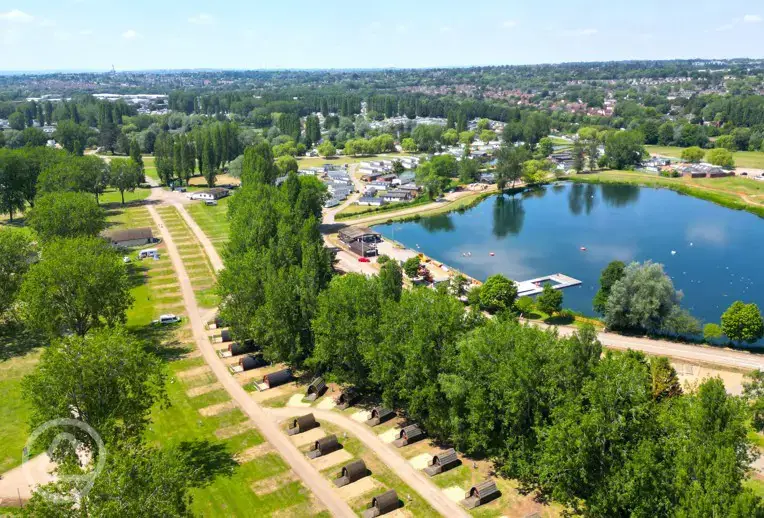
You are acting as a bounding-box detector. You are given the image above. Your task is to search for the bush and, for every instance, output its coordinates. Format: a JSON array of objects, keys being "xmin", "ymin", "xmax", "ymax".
[{"xmin": 377, "ymin": 254, "xmax": 391, "ymax": 265}]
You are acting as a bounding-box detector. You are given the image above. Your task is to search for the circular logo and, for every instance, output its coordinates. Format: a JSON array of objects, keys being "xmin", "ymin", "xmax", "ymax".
[{"xmin": 22, "ymin": 418, "xmax": 107, "ymax": 501}]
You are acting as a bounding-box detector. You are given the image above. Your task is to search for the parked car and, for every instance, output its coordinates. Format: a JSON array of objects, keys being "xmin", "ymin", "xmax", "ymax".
[
  {"xmin": 204, "ymin": 200, "xmax": 218, "ymax": 206},
  {"xmin": 358, "ymin": 257, "xmax": 370, "ymax": 263},
  {"xmin": 174, "ymin": 187, "xmax": 187, "ymax": 192},
  {"xmin": 153, "ymin": 314, "xmax": 181, "ymax": 325},
  {"xmin": 122, "ymin": 256, "xmax": 131, "ymax": 264}
]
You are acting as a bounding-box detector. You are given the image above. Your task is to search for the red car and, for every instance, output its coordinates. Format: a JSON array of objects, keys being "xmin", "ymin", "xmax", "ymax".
[{"xmin": 358, "ymin": 257, "xmax": 370, "ymax": 263}]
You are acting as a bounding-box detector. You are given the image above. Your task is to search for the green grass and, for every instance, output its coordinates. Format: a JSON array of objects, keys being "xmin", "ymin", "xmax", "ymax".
[
  {"xmin": 568, "ymin": 170, "xmax": 764, "ymax": 218},
  {"xmin": 0, "ymin": 350, "xmax": 40, "ymax": 473},
  {"xmin": 297, "ymin": 152, "xmax": 423, "ymax": 169},
  {"xmin": 186, "ymin": 197, "xmax": 231, "ymax": 251},
  {"xmin": 647, "ymin": 145, "xmax": 764, "ymax": 169},
  {"xmin": 99, "ymin": 187, "xmax": 151, "ymax": 206},
  {"xmin": 745, "ymin": 478, "xmax": 764, "ymax": 498}
]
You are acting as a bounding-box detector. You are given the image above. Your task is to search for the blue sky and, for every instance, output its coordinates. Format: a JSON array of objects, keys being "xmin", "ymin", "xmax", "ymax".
[{"xmin": 1, "ymin": 0, "xmax": 763, "ymax": 71}]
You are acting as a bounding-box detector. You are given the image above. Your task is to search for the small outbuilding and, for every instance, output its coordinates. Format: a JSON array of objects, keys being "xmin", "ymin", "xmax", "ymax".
[
  {"xmin": 239, "ymin": 354, "xmax": 266, "ymax": 371},
  {"xmin": 365, "ymin": 407, "xmax": 394, "ymax": 427},
  {"xmin": 361, "ymin": 490, "xmax": 400, "ymax": 518},
  {"xmin": 305, "ymin": 377, "xmax": 327, "ymax": 402},
  {"xmin": 206, "ymin": 315, "xmax": 225, "ymax": 329},
  {"xmin": 333, "ymin": 459, "xmax": 368, "ymax": 487},
  {"xmin": 229, "ymin": 339, "xmax": 258, "ymax": 356},
  {"xmin": 461, "ymin": 479, "xmax": 500, "ymax": 509},
  {"xmin": 423, "ymin": 448, "xmax": 460, "ymax": 476},
  {"xmin": 263, "ymin": 368, "xmax": 292, "ymax": 389},
  {"xmin": 306, "ymin": 434, "xmax": 341, "ymax": 459},
  {"xmin": 335, "ymin": 388, "xmax": 357, "ymax": 410},
  {"xmin": 103, "ymin": 227, "xmax": 154, "ymax": 248},
  {"xmin": 214, "ymin": 329, "xmax": 232, "ymax": 343},
  {"xmin": 287, "ymin": 413, "xmax": 318, "ymax": 436},
  {"xmin": 393, "ymin": 424, "xmax": 425, "ymax": 448}
]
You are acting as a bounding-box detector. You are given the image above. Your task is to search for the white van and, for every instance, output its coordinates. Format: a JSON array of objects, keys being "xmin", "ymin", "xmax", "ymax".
[
  {"xmin": 153, "ymin": 314, "xmax": 181, "ymax": 325},
  {"xmin": 139, "ymin": 248, "xmax": 159, "ymax": 260}
]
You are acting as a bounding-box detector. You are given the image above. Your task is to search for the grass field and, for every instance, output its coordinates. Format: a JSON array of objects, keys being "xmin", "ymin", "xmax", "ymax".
[
  {"xmin": 0, "ymin": 350, "xmax": 40, "ymax": 473},
  {"xmin": 186, "ymin": 198, "xmax": 231, "ymax": 254},
  {"xmin": 297, "ymin": 152, "xmax": 423, "ymax": 170},
  {"xmin": 646, "ymin": 145, "xmax": 764, "ymax": 169},
  {"xmin": 568, "ymin": 170, "xmax": 764, "ymax": 218}
]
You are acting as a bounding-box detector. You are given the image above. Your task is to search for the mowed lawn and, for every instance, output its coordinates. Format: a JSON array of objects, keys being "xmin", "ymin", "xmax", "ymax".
[
  {"xmin": 0, "ymin": 350, "xmax": 40, "ymax": 473},
  {"xmin": 297, "ymin": 152, "xmax": 423, "ymax": 170},
  {"xmin": 646, "ymin": 145, "xmax": 764, "ymax": 169},
  {"xmin": 186, "ymin": 197, "xmax": 231, "ymax": 254}
]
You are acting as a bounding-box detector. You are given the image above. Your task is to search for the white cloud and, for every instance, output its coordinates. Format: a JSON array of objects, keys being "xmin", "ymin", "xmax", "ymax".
[
  {"xmin": 440, "ymin": 25, "xmax": 452, "ymax": 33},
  {"xmin": 122, "ymin": 29, "xmax": 139, "ymax": 40},
  {"xmin": 566, "ymin": 28, "xmax": 598, "ymax": 37},
  {"xmin": 743, "ymin": 14, "xmax": 762, "ymax": 23},
  {"xmin": 502, "ymin": 20, "xmax": 518, "ymax": 29},
  {"xmin": 188, "ymin": 13, "xmax": 214, "ymax": 25},
  {"xmin": 396, "ymin": 24, "xmax": 407, "ymax": 33},
  {"xmin": 39, "ymin": 18, "xmax": 56, "ymax": 27},
  {"xmin": 79, "ymin": 29, "xmax": 93, "ymax": 36},
  {"xmin": 0, "ymin": 9, "xmax": 33, "ymax": 22},
  {"xmin": 715, "ymin": 23, "xmax": 734, "ymax": 32}
]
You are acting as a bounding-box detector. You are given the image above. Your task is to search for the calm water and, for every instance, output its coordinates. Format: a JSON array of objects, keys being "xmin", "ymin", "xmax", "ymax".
[{"xmin": 375, "ymin": 183, "xmax": 763, "ymax": 327}]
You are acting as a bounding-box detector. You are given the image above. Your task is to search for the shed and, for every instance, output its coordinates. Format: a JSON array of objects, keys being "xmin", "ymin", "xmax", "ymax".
[
  {"xmin": 424, "ymin": 448, "xmax": 460, "ymax": 476},
  {"xmin": 305, "ymin": 377, "xmax": 327, "ymax": 401},
  {"xmin": 306, "ymin": 434, "xmax": 341, "ymax": 459},
  {"xmin": 287, "ymin": 413, "xmax": 318, "ymax": 436},
  {"xmin": 103, "ymin": 227, "xmax": 154, "ymax": 248},
  {"xmin": 207, "ymin": 316, "xmax": 226, "ymax": 330},
  {"xmin": 218, "ymin": 329, "xmax": 232, "ymax": 343},
  {"xmin": 263, "ymin": 368, "xmax": 292, "ymax": 389},
  {"xmin": 361, "ymin": 490, "xmax": 400, "ymax": 518},
  {"xmin": 335, "ymin": 388, "xmax": 357, "ymax": 410},
  {"xmin": 333, "ymin": 459, "xmax": 368, "ymax": 487},
  {"xmin": 461, "ymin": 479, "xmax": 500, "ymax": 509},
  {"xmin": 229, "ymin": 339, "xmax": 258, "ymax": 356},
  {"xmin": 393, "ymin": 424, "xmax": 425, "ymax": 448},
  {"xmin": 239, "ymin": 354, "xmax": 266, "ymax": 371},
  {"xmin": 365, "ymin": 407, "xmax": 394, "ymax": 427}
]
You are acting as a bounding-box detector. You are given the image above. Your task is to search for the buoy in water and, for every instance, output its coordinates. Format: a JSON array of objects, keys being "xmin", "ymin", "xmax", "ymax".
[
  {"xmin": 671, "ymin": 250, "xmax": 677, "ymax": 255},
  {"xmin": 580, "ymin": 246, "xmax": 587, "ymax": 251},
  {"xmin": 489, "ymin": 252, "xmax": 495, "ymax": 257}
]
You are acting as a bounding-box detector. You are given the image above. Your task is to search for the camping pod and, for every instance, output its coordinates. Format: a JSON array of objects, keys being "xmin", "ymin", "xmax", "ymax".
[
  {"xmin": 424, "ymin": 448, "xmax": 460, "ymax": 477},
  {"xmin": 393, "ymin": 424, "xmax": 425, "ymax": 448},
  {"xmin": 335, "ymin": 388, "xmax": 357, "ymax": 410},
  {"xmin": 229, "ymin": 339, "xmax": 258, "ymax": 356},
  {"xmin": 239, "ymin": 354, "xmax": 266, "ymax": 371},
  {"xmin": 306, "ymin": 434, "xmax": 340, "ymax": 459},
  {"xmin": 305, "ymin": 377, "xmax": 327, "ymax": 401},
  {"xmin": 361, "ymin": 490, "xmax": 400, "ymax": 518},
  {"xmin": 263, "ymin": 368, "xmax": 292, "ymax": 389},
  {"xmin": 219, "ymin": 329, "xmax": 232, "ymax": 343},
  {"xmin": 333, "ymin": 459, "xmax": 368, "ymax": 487},
  {"xmin": 461, "ymin": 479, "xmax": 500, "ymax": 509},
  {"xmin": 365, "ymin": 406, "xmax": 394, "ymax": 427},
  {"xmin": 287, "ymin": 413, "xmax": 318, "ymax": 436}
]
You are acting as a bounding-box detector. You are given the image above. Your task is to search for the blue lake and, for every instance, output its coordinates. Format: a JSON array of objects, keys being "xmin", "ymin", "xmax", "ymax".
[{"xmin": 374, "ymin": 183, "xmax": 763, "ymax": 327}]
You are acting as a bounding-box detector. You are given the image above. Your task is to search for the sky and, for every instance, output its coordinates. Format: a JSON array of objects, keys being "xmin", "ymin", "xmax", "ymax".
[{"xmin": 1, "ymin": 0, "xmax": 763, "ymax": 71}]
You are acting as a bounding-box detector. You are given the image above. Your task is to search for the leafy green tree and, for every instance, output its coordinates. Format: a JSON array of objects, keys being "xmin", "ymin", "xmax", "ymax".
[
  {"xmin": 604, "ymin": 261, "xmax": 683, "ymax": 333},
  {"xmin": 515, "ymin": 296, "xmax": 534, "ymax": 317},
  {"xmin": 275, "ymin": 155, "xmax": 298, "ymax": 176},
  {"xmin": 401, "ymin": 137, "xmax": 417, "ymax": 152},
  {"xmin": 441, "ymin": 128, "xmax": 458, "ymax": 146},
  {"xmin": 37, "ymin": 155, "xmax": 110, "ymax": 204},
  {"xmin": 202, "ymin": 135, "xmax": 216, "ymax": 186},
  {"xmin": 721, "ymin": 301, "xmax": 764, "ymax": 344},
  {"xmin": 0, "ymin": 229, "xmax": 34, "ymax": 314},
  {"xmin": 241, "ymin": 142, "xmax": 277, "ymax": 185},
  {"xmin": 23, "ymin": 440, "xmax": 234, "ymax": 518},
  {"xmin": 479, "ymin": 129, "xmax": 496, "ymax": 143},
  {"xmin": 109, "ymin": 158, "xmax": 144, "ymax": 205},
  {"xmin": 309, "ymin": 274, "xmax": 381, "ymax": 389},
  {"xmin": 378, "ymin": 260, "xmax": 403, "ymax": 302},
  {"xmin": 415, "ymin": 162, "xmax": 449, "ymax": 200},
  {"xmin": 54, "ymin": 120, "xmax": 89, "ymax": 155},
  {"xmin": 480, "ymin": 274, "xmax": 517, "ymax": 313},
  {"xmin": 8, "ymin": 111, "xmax": 25, "ymax": 130},
  {"xmin": 521, "ymin": 159, "xmax": 552, "ymax": 185},
  {"xmin": 706, "ymin": 147, "xmax": 736, "ymax": 168},
  {"xmin": 317, "ymin": 141, "xmax": 336, "ymax": 157},
  {"xmin": 537, "ymin": 137, "xmax": 554, "ymax": 157},
  {"xmin": 0, "ymin": 151, "xmax": 27, "ymax": 222},
  {"xmin": 605, "ymin": 130, "xmax": 646, "ymax": 169},
  {"xmin": 22, "ymin": 327, "xmax": 165, "ymax": 453},
  {"xmin": 715, "ymin": 134, "xmax": 737, "ymax": 151},
  {"xmin": 130, "ymin": 138, "xmax": 144, "ymax": 171},
  {"xmin": 458, "ymin": 131, "xmax": 475, "ymax": 145},
  {"xmin": 402, "ymin": 256, "xmax": 421, "ymax": 278},
  {"xmin": 681, "ymin": 146, "xmax": 705, "ymax": 163},
  {"xmin": 704, "ymin": 322, "xmax": 724, "ymax": 341},
  {"xmin": 649, "ymin": 356, "xmax": 682, "ymax": 401},
  {"xmin": 496, "ymin": 144, "xmax": 530, "ymax": 190},
  {"xmin": 537, "ymin": 284, "xmax": 563, "ymax": 315},
  {"xmin": 572, "ymin": 140, "xmax": 585, "ymax": 173},
  {"xmin": 593, "ymin": 260, "xmax": 625, "ymax": 313},
  {"xmin": 18, "ymin": 237, "xmax": 133, "ymax": 336},
  {"xmin": 458, "ymin": 158, "xmax": 480, "ymax": 183},
  {"xmin": 27, "ymin": 192, "xmax": 106, "ymax": 240}
]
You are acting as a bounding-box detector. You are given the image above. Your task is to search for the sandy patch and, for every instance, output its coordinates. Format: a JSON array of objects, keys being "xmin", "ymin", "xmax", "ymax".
[
  {"xmin": 443, "ymin": 486, "xmax": 465, "ymax": 502},
  {"xmin": 214, "ymin": 421, "xmax": 253, "ymax": 439},
  {"xmin": 177, "ymin": 365, "xmax": 210, "ymax": 379},
  {"xmin": 336, "ymin": 476, "xmax": 378, "ymax": 500},
  {"xmin": 0, "ymin": 454, "xmax": 55, "ymax": 501},
  {"xmin": 384, "ymin": 510, "xmax": 412, "ymax": 518},
  {"xmin": 235, "ymin": 364, "xmax": 283, "ymax": 385},
  {"xmin": 287, "ymin": 394, "xmax": 312, "ymax": 408},
  {"xmin": 350, "ymin": 409, "xmax": 372, "ymax": 422},
  {"xmin": 251, "ymin": 471, "xmax": 298, "ymax": 496},
  {"xmin": 186, "ymin": 382, "xmax": 221, "ymax": 397},
  {"xmin": 378, "ymin": 428, "xmax": 399, "ymax": 444},
  {"xmin": 198, "ymin": 400, "xmax": 236, "ymax": 417},
  {"xmin": 289, "ymin": 427, "xmax": 326, "ymax": 447},
  {"xmin": 408, "ymin": 453, "xmax": 431, "ymax": 470},
  {"xmin": 221, "ymin": 355, "xmax": 240, "ymax": 366},
  {"xmin": 310, "ymin": 449, "xmax": 353, "ymax": 471},
  {"xmin": 251, "ymin": 384, "xmax": 292, "ymax": 402},
  {"xmin": 316, "ymin": 397, "xmax": 337, "ymax": 410},
  {"xmin": 234, "ymin": 443, "xmax": 273, "ymax": 463},
  {"xmin": 674, "ymin": 361, "xmax": 745, "ymax": 396}
]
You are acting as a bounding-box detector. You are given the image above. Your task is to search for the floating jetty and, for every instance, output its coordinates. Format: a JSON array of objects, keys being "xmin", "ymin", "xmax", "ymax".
[{"xmin": 516, "ymin": 273, "xmax": 582, "ymax": 297}]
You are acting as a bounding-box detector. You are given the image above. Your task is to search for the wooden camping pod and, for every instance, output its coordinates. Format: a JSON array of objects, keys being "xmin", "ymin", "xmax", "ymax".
[
  {"xmin": 335, "ymin": 387, "xmax": 357, "ymax": 409},
  {"xmin": 306, "ymin": 434, "xmax": 340, "ymax": 459},
  {"xmin": 424, "ymin": 448, "xmax": 459, "ymax": 476},
  {"xmin": 305, "ymin": 376, "xmax": 326, "ymax": 401},
  {"xmin": 287, "ymin": 413, "xmax": 318, "ymax": 436},
  {"xmin": 365, "ymin": 406, "xmax": 394, "ymax": 427},
  {"xmin": 229, "ymin": 339, "xmax": 258, "ymax": 356},
  {"xmin": 263, "ymin": 368, "xmax": 291, "ymax": 388},
  {"xmin": 239, "ymin": 354, "xmax": 266, "ymax": 371},
  {"xmin": 333, "ymin": 459, "xmax": 368, "ymax": 487},
  {"xmin": 393, "ymin": 424, "xmax": 425, "ymax": 447},
  {"xmin": 461, "ymin": 479, "xmax": 500, "ymax": 509},
  {"xmin": 361, "ymin": 490, "xmax": 400, "ymax": 518}
]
